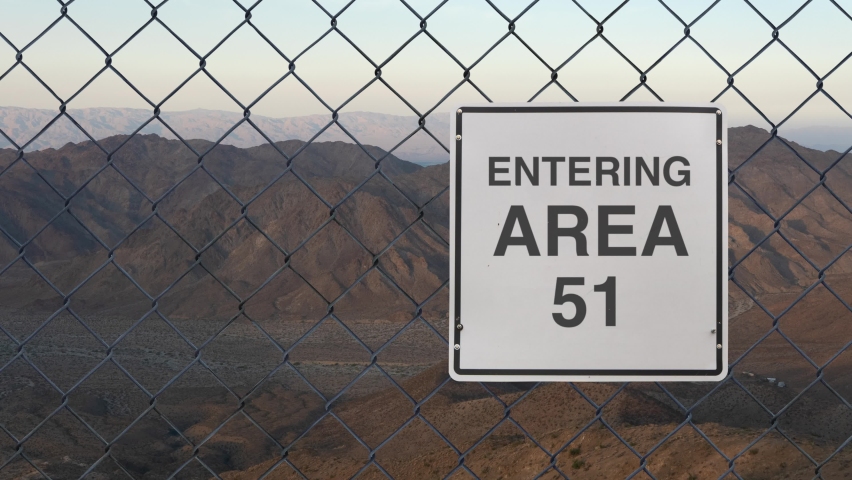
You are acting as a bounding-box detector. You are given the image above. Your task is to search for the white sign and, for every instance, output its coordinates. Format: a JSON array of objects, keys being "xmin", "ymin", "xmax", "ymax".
[{"xmin": 449, "ymin": 103, "xmax": 727, "ymax": 382}]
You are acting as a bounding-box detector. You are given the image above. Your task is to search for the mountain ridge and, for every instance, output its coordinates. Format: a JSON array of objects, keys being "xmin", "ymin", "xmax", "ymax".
[
  {"xmin": 0, "ymin": 106, "xmax": 452, "ymax": 165},
  {"xmin": 1, "ymin": 126, "xmax": 850, "ymax": 317},
  {"xmin": 3, "ymin": 106, "xmax": 849, "ymax": 167}
]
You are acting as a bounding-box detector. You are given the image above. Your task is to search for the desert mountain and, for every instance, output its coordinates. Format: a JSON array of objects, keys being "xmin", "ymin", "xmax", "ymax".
[
  {"xmin": 0, "ymin": 107, "xmax": 452, "ymax": 165},
  {"xmin": 3, "ymin": 128, "xmax": 852, "ymax": 478},
  {"xmin": 2, "ymin": 106, "xmax": 849, "ymax": 167},
  {"xmin": 728, "ymin": 125, "xmax": 852, "ymax": 299},
  {"xmin": 0, "ymin": 135, "xmax": 449, "ymax": 330},
  {"xmin": 1, "ymin": 126, "xmax": 851, "ymax": 314}
]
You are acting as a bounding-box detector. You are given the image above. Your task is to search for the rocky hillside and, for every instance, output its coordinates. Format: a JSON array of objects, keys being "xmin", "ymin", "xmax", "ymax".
[
  {"xmin": 0, "ymin": 134, "xmax": 449, "ymax": 327},
  {"xmin": 728, "ymin": 125, "xmax": 852, "ymax": 301},
  {"xmin": 1, "ymin": 126, "xmax": 850, "ymax": 317}
]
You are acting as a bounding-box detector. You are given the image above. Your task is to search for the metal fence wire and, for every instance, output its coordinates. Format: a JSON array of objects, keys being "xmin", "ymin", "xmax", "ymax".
[{"xmin": 1, "ymin": 0, "xmax": 852, "ymax": 478}]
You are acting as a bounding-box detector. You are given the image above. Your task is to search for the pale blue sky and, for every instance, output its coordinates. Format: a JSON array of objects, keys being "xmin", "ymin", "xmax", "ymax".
[{"xmin": 0, "ymin": 0, "xmax": 851, "ymax": 131}]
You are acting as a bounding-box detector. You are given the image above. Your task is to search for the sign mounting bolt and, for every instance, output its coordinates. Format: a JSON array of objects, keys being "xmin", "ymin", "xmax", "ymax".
[
  {"xmin": 457, "ymin": 109, "xmax": 462, "ymax": 114},
  {"xmin": 456, "ymin": 135, "xmax": 462, "ymax": 141},
  {"xmin": 716, "ymin": 110, "xmax": 721, "ymax": 115},
  {"xmin": 454, "ymin": 344, "xmax": 460, "ymax": 350},
  {"xmin": 457, "ymin": 324, "xmax": 463, "ymax": 330},
  {"xmin": 711, "ymin": 329, "xmax": 716, "ymax": 334},
  {"xmin": 717, "ymin": 344, "xmax": 722, "ymax": 349},
  {"xmin": 716, "ymin": 139, "xmax": 722, "ymax": 145}
]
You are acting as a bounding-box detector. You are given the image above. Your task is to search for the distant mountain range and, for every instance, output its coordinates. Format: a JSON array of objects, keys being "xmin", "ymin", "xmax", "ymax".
[
  {"xmin": 0, "ymin": 107, "xmax": 452, "ymax": 165},
  {"xmin": 1, "ymin": 107, "xmax": 850, "ymax": 164},
  {"xmin": 780, "ymin": 125, "xmax": 852, "ymax": 153}
]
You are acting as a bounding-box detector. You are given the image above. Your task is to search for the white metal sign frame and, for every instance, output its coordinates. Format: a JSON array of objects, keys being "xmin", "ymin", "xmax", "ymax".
[{"xmin": 449, "ymin": 103, "xmax": 727, "ymax": 382}]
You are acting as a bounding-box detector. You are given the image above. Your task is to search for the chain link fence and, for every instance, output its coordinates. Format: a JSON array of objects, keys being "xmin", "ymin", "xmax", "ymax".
[{"xmin": 1, "ymin": 0, "xmax": 852, "ymax": 478}]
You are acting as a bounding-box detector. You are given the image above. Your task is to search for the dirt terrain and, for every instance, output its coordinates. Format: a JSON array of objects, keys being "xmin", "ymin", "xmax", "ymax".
[
  {"xmin": 1, "ymin": 127, "xmax": 852, "ymax": 478},
  {"xmin": 3, "ymin": 280, "xmax": 852, "ymax": 479}
]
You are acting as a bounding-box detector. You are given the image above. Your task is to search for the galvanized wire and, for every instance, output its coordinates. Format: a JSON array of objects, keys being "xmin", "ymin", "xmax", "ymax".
[{"xmin": 0, "ymin": 0, "xmax": 850, "ymax": 478}]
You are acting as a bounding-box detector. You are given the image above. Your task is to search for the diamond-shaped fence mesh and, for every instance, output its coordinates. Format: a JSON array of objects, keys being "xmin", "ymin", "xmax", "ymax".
[{"xmin": 0, "ymin": 0, "xmax": 851, "ymax": 478}]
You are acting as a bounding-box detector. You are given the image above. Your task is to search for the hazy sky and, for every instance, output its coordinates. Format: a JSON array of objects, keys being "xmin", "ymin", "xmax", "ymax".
[{"xmin": 0, "ymin": 0, "xmax": 851, "ymax": 131}]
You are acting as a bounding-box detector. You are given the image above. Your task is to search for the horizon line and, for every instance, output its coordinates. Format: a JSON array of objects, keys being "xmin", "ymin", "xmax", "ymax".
[{"xmin": 0, "ymin": 106, "xmax": 850, "ymax": 131}]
